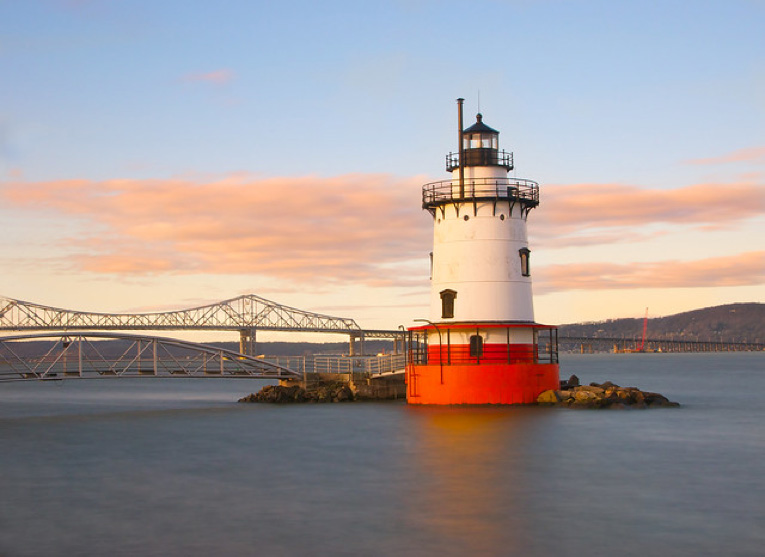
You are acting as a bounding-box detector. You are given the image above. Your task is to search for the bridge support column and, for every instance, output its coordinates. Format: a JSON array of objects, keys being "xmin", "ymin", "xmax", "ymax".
[
  {"xmin": 349, "ymin": 334, "xmax": 365, "ymax": 357},
  {"xmin": 239, "ymin": 328, "xmax": 256, "ymax": 356}
]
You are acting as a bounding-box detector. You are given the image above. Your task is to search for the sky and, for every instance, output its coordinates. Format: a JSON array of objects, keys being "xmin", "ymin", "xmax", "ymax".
[{"xmin": 1, "ymin": 0, "xmax": 763, "ymax": 342}]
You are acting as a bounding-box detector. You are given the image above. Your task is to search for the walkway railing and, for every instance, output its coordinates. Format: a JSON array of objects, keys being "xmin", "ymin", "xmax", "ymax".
[
  {"xmin": 406, "ymin": 325, "xmax": 559, "ymax": 366},
  {"xmin": 313, "ymin": 354, "xmax": 407, "ymax": 375},
  {"xmin": 0, "ymin": 332, "xmax": 300, "ymax": 382},
  {"xmin": 422, "ymin": 177, "xmax": 539, "ymax": 212},
  {"xmin": 446, "ymin": 150, "xmax": 514, "ymax": 171}
]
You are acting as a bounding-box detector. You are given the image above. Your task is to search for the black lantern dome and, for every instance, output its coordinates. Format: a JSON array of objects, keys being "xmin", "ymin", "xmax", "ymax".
[
  {"xmin": 447, "ymin": 113, "xmax": 513, "ymax": 171},
  {"xmin": 463, "ymin": 113, "xmax": 499, "ymax": 149}
]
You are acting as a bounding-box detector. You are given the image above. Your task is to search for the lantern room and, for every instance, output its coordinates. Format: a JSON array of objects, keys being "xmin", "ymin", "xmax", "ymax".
[
  {"xmin": 446, "ymin": 113, "xmax": 513, "ymax": 171},
  {"xmin": 463, "ymin": 113, "xmax": 498, "ymax": 150}
]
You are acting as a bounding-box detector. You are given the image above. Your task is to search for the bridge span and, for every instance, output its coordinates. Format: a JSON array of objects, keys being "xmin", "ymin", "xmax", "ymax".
[
  {"xmin": 0, "ymin": 332, "xmax": 301, "ymax": 383},
  {"xmin": 560, "ymin": 335, "xmax": 764, "ymax": 353},
  {"xmin": 0, "ymin": 294, "xmax": 404, "ymax": 356}
]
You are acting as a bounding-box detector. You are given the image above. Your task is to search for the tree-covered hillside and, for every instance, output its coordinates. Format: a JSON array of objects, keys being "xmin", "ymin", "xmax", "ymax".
[{"xmin": 557, "ymin": 303, "xmax": 763, "ymax": 342}]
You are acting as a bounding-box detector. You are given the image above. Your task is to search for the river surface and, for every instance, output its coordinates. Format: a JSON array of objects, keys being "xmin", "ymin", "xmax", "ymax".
[{"xmin": 1, "ymin": 353, "xmax": 763, "ymax": 556}]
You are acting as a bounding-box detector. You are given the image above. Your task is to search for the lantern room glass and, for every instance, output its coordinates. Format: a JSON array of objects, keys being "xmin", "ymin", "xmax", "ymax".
[{"xmin": 464, "ymin": 133, "xmax": 498, "ymax": 150}]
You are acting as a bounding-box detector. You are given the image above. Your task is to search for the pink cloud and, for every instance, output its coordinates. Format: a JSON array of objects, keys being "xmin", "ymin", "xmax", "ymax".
[
  {"xmin": 533, "ymin": 181, "xmax": 764, "ymax": 245},
  {"xmin": 535, "ymin": 251, "xmax": 765, "ymax": 294},
  {"xmin": 1, "ymin": 173, "xmax": 432, "ymax": 285},
  {"xmin": 182, "ymin": 69, "xmax": 235, "ymax": 84},
  {"xmin": 2, "ymin": 174, "xmax": 763, "ymax": 291},
  {"xmin": 685, "ymin": 146, "xmax": 765, "ymax": 165}
]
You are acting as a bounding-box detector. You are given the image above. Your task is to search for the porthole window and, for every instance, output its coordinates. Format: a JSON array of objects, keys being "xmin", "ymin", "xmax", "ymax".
[
  {"xmin": 440, "ymin": 289, "xmax": 457, "ymax": 319},
  {"xmin": 464, "ymin": 215, "xmax": 469, "ymax": 221},
  {"xmin": 470, "ymin": 335, "xmax": 483, "ymax": 358},
  {"xmin": 500, "ymin": 214, "xmax": 505, "ymax": 221},
  {"xmin": 519, "ymin": 247, "xmax": 531, "ymax": 277}
]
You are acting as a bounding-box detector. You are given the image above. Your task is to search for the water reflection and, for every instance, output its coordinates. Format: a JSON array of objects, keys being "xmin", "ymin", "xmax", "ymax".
[{"xmin": 404, "ymin": 406, "xmax": 549, "ymax": 554}]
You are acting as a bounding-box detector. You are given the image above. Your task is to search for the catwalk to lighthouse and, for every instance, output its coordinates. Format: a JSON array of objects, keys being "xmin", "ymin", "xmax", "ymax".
[{"xmin": 406, "ymin": 99, "xmax": 560, "ymax": 404}]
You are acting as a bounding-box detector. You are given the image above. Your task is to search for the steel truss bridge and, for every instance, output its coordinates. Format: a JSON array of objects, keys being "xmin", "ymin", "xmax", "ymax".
[
  {"xmin": 0, "ymin": 294, "xmax": 404, "ymax": 356},
  {"xmin": 561, "ymin": 336, "xmax": 764, "ymax": 353},
  {"xmin": 0, "ymin": 294, "xmax": 362, "ymax": 334},
  {"xmin": 0, "ymin": 332, "xmax": 300, "ymax": 383},
  {"xmin": 0, "ymin": 294, "xmax": 406, "ymax": 382}
]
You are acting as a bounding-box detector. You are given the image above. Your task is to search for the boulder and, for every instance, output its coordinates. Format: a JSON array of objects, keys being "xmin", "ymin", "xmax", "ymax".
[
  {"xmin": 574, "ymin": 390, "xmax": 596, "ymax": 401},
  {"xmin": 333, "ymin": 385, "xmax": 354, "ymax": 402},
  {"xmin": 560, "ymin": 374, "xmax": 580, "ymax": 390},
  {"xmin": 556, "ymin": 390, "xmax": 574, "ymax": 402},
  {"xmin": 643, "ymin": 392, "xmax": 680, "ymax": 407},
  {"xmin": 615, "ymin": 389, "xmax": 633, "ymax": 402},
  {"xmin": 578, "ymin": 385, "xmax": 605, "ymax": 395},
  {"xmin": 572, "ymin": 390, "xmax": 601, "ymax": 408},
  {"xmin": 603, "ymin": 389, "xmax": 622, "ymax": 405},
  {"xmin": 537, "ymin": 390, "xmax": 560, "ymax": 404},
  {"xmin": 536, "ymin": 379, "xmax": 679, "ymax": 409}
]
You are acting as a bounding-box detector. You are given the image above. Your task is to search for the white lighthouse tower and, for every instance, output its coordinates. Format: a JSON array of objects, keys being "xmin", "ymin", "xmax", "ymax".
[{"xmin": 406, "ymin": 98, "xmax": 559, "ymax": 404}]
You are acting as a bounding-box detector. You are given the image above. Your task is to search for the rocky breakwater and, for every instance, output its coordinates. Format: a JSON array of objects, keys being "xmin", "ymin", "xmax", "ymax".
[
  {"xmin": 537, "ymin": 375, "xmax": 679, "ymax": 409},
  {"xmin": 239, "ymin": 382, "xmax": 355, "ymax": 404}
]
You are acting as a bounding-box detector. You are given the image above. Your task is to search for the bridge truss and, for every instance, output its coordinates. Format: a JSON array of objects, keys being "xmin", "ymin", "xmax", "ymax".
[
  {"xmin": 0, "ymin": 332, "xmax": 301, "ymax": 382},
  {"xmin": 0, "ymin": 295, "xmax": 362, "ymax": 334}
]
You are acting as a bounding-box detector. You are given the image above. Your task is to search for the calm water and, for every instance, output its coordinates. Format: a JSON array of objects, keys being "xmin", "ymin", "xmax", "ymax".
[{"xmin": 1, "ymin": 353, "xmax": 763, "ymax": 556}]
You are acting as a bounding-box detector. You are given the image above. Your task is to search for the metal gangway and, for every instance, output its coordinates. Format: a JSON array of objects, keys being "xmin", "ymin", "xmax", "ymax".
[{"xmin": 0, "ymin": 332, "xmax": 300, "ymax": 382}]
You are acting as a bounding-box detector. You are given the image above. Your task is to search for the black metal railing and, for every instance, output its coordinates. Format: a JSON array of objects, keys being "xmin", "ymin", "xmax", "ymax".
[
  {"xmin": 538, "ymin": 327, "xmax": 559, "ymax": 364},
  {"xmin": 422, "ymin": 177, "xmax": 539, "ymax": 211},
  {"xmin": 406, "ymin": 325, "xmax": 559, "ymax": 366},
  {"xmin": 446, "ymin": 150, "xmax": 513, "ymax": 171}
]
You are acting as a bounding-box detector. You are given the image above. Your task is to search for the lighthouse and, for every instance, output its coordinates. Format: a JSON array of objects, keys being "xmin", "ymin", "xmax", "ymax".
[{"xmin": 406, "ymin": 99, "xmax": 559, "ymax": 404}]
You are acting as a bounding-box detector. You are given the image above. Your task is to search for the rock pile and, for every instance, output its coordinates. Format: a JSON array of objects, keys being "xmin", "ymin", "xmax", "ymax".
[
  {"xmin": 238, "ymin": 382, "xmax": 355, "ymax": 404},
  {"xmin": 537, "ymin": 375, "xmax": 679, "ymax": 409}
]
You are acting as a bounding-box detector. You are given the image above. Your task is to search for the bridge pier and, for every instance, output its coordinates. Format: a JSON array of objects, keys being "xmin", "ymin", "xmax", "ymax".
[
  {"xmin": 239, "ymin": 328, "xmax": 256, "ymax": 356},
  {"xmin": 349, "ymin": 334, "xmax": 365, "ymax": 356}
]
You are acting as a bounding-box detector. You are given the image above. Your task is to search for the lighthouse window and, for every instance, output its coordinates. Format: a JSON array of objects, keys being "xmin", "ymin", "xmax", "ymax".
[
  {"xmin": 469, "ymin": 335, "xmax": 484, "ymax": 358},
  {"xmin": 440, "ymin": 289, "xmax": 457, "ymax": 319},
  {"xmin": 519, "ymin": 247, "xmax": 531, "ymax": 277}
]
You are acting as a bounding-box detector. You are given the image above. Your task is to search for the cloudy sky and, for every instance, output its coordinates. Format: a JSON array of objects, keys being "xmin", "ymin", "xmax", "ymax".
[{"xmin": 1, "ymin": 0, "xmax": 763, "ymax": 340}]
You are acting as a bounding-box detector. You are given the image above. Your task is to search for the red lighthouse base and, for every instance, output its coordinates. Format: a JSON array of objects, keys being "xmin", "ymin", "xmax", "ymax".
[{"xmin": 406, "ymin": 362, "xmax": 560, "ymax": 405}]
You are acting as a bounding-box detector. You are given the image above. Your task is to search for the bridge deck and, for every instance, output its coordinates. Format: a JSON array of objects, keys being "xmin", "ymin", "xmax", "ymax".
[{"xmin": 0, "ymin": 332, "xmax": 300, "ymax": 382}]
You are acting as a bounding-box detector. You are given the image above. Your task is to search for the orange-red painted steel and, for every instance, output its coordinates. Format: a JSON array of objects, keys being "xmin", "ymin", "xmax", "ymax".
[{"xmin": 406, "ymin": 361, "xmax": 559, "ymax": 405}]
